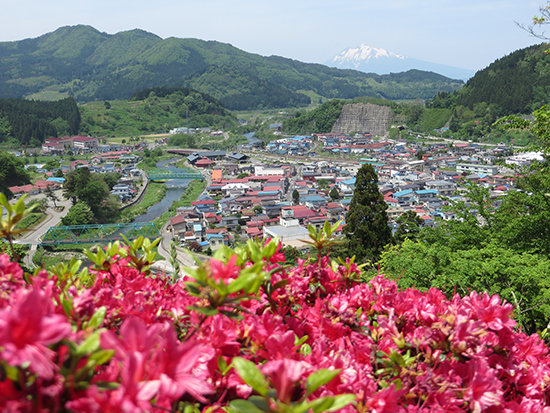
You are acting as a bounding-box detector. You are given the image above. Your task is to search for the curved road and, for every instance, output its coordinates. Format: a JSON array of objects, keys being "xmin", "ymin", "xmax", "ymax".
[{"xmin": 15, "ymin": 191, "xmax": 72, "ymax": 266}]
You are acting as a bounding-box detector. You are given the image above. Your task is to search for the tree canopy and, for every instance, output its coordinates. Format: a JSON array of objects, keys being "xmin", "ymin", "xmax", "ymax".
[
  {"xmin": 0, "ymin": 151, "xmax": 30, "ymax": 197},
  {"xmin": 343, "ymin": 164, "xmax": 393, "ymax": 262}
]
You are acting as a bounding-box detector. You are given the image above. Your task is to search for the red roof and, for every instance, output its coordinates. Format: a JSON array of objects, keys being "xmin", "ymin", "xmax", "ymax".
[
  {"xmin": 170, "ymin": 216, "xmax": 187, "ymax": 226},
  {"xmin": 72, "ymin": 136, "xmax": 97, "ymax": 142},
  {"xmin": 8, "ymin": 184, "xmax": 35, "ymax": 194},
  {"xmin": 191, "ymin": 200, "xmax": 215, "ymax": 206},
  {"xmin": 206, "ymin": 228, "xmax": 225, "ymax": 234},
  {"xmin": 195, "ymin": 157, "xmax": 215, "ymax": 166},
  {"xmin": 247, "ymin": 220, "xmax": 264, "ymax": 227}
]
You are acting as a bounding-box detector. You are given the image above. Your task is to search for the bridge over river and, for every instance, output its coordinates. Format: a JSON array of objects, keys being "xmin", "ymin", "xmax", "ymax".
[{"xmin": 39, "ymin": 222, "xmax": 160, "ymax": 246}]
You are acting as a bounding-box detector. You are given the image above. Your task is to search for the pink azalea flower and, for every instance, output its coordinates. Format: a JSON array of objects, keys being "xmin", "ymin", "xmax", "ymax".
[
  {"xmin": 100, "ymin": 316, "xmax": 163, "ymax": 359},
  {"xmin": 154, "ymin": 326, "xmax": 213, "ymax": 404},
  {"xmin": 460, "ymin": 359, "xmax": 503, "ymax": 413},
  {"xmin": 209, "ymin": 255, "xmax": 239, "ymax": 282},
  {"xmin": 261, "ymin": 359, "xmax": 306, "ymax": 404},
  {"xmin": 0, "ymin": 289, "xmax": 71, "ymax": 380},
  {"xmin": 365, "ymin": 384, "xmax": 406, "ymax": 413}
]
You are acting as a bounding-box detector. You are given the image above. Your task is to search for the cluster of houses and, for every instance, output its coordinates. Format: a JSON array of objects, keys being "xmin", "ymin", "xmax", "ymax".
[
  {"xmin": 167, "ymin": 135, "xmax": 528, "ymax": 253},
  {"xmin": 41, "ymin": 135, "xmax": 147, "ymax": 155},
  {"xmin": 265, "ymin": 136, "xmax": 314, "ymax": 156},
  {"xmin": 11, "ymin": 154, "xmax": 142, "ymax": 201}
]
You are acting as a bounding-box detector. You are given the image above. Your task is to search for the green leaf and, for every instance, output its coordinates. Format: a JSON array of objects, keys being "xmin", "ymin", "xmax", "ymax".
[
  {"xmin": 87, "ymin": 349, "xmax": 115, "ymax": 366},
  {"xmin": 302, "ymin": 396, "xmax": 335, "ymax": 413},
  {"xmin": 86, "ymin": 306, "xmax": 106, "ymax": 329},
  {"xmin": 184, "ymin": 281, "xmax": 202, "ymax": 295},
  {"xmin": 61, "ymin": 297, "xmax": 73, "ymax": 317},
  {"xmin": 95, "ymin": 381, "xmax": 120, "ymax": 390},
  {"xmin": 228, "ymin": 400, "xmax": 265, "ymax": 413},
  {"xmin": 326, "ymin": 394, "xmax": 355, "ymax": 411},
  {"xmin": 76, "ymin": 330, "xmax": 102, "ymax": 356},
  {"xmin": 273, "ymin": 279, "xmax": 290, "ymax": 290},
  {"xmin": 300, "ymin": 343, "xmax": 312, "ymax": 356},
  {"xmin": 248, "ymin": 396, "xmax": 271, "ymax": 412},
  {"xmin": 227, "ymin": 271, "xmax": 256, "ymax": 294},
  {"xmin": 187, "ymin": 306, "xmax": 219, "ymax": 316},
  {"xmin": 306, "ymin": 368, "xmax": 341, "ymax": 396},
  {"xmin": 389, "ymin": 351, "xmax": 406, "ymax": 367},
  {"xmin": 232, "ymin": 357, "xmax": 268, "ymax": 397},
  {"xmin": 218, "ymin": 356, "xmax": 228, "ymax": 374},
  {"xmin": 295, "ymin": 334, "xmax": 309, "ymax": 347}
]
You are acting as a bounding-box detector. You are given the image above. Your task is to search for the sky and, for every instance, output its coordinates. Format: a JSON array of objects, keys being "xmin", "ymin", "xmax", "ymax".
[{"xmin": 0, "ymin": 0, "xmax": 545, "ymax": 72}]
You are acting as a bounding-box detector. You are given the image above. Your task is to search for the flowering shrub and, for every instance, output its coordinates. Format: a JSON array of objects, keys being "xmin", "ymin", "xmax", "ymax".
[{"xmin": 1, "ymin": 220, "xmax": 550, "ymax": 411}]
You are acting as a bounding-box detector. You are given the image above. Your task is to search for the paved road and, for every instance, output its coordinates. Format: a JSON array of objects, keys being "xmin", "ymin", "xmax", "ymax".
[
  {"xmin": 14, "ymin": 191, "xmax": 72, "ymax": 266},
  {"xmin": 17, "ymin": 192, "xmax": 72, "ymax": 245}
]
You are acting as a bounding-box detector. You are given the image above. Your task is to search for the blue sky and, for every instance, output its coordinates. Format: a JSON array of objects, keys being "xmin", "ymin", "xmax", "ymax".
[{"xmin": 0, "ymin": 0, "xmax": 544, "ymax": 71}]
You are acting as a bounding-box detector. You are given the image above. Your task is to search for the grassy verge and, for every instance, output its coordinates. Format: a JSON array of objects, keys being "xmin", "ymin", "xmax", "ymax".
[
  {"xmin": 153, "ymin": 180, "xmax": 207, "ymax": 229},
  {"xmin": 33, "ymin": 248, "xmax": 88, "ymax": 268},
  {"xmin": 120, "ymin": 182, "xmax": 167, "ymax": 222},
  {"xmin": 16, "ymin": 212, "xmax": 47, "ymax": 234},
  {"xmin": 137, "ymin": 155, "xmax": 175, "ymax": 174}
]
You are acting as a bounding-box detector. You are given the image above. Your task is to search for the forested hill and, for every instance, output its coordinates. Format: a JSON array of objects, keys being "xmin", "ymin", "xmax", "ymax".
[
  {"xmin": 456, "ymin": 43, "xmax": 550, "ymax": 114},
  {"xmin": 0, "ymin": 98, "xmax": 79, "ymax": 146},
  {"xmin": 0, "ymin": 25, "xmax": 464, "ymax": 110}
]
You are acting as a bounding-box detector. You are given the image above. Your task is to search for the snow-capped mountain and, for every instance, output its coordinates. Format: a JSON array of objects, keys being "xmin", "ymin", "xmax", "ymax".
[{"xmin": 327, "ymin": 45, "xmax": 475, "ymax": 81}]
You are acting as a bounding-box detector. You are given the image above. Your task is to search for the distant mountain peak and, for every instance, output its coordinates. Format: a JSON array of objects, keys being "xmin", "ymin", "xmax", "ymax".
[
  {"xmin": 327, "ymin": 45, "xmax": 475, "ymax": 81},
  {"xmin": 331, "ymin": 45, "xmax": 405, "ymax": 69}
]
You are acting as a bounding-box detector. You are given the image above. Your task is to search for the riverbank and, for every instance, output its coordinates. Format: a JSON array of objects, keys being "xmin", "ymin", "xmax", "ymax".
[
  {"xmin": 120, "ymin": 182, "xmax": 167, "ymax": 222},
  {"xmin": 152, "ymin": 179, "xmax": 206, "ymax": 229}
]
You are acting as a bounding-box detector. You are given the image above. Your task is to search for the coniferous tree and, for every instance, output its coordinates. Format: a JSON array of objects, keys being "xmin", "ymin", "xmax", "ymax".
[
  {"xmin": 343, "ymin": 164, "xmax": 393, "ymax": 262},
  {"xmin": 292, "ymin": 189, "xmax": 300, "ymax": 205}
]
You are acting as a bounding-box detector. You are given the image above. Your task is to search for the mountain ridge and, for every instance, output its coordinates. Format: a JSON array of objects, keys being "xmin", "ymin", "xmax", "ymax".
[{"xmin": 0, "ymin": 25, "xmax": 465, "ymax": 110}]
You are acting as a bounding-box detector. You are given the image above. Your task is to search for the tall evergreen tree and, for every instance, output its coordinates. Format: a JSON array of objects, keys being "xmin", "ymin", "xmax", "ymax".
[{"xmin": 343, "ymin": 164, "xmax": 393, "ymax": 262}]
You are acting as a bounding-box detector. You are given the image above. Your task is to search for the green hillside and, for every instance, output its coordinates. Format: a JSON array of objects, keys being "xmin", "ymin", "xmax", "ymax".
[
  {"xmin": 80, "ymin": 87, "xmax": 237, "ymax": 137},
  {"xmin": 456, "ymin": 43, "xmax": 550, "ymax": 115},
  {"xmin": 0, "ymin": 25, "xmax": 464, "ymax": 110}
]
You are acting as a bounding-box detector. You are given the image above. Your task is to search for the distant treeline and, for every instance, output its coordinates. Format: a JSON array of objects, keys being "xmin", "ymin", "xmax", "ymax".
[
  {"xmin": 131, "ymin": 86, "xmax": 218, "ymax": 104},
  {"xmin": 0, "ymin": 97, "xmax": 80, "ymax": 146}
]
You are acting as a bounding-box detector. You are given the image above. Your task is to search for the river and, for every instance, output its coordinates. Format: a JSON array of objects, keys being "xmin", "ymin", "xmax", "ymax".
[{"xmin": 132, "ymin": 158, "xmax": 190, "ymax": 223}]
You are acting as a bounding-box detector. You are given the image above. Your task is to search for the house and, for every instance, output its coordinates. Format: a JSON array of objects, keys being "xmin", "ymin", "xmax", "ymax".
[
  {"xmin": 195, "ymin": 157, "xmax": 216, "ymax": 168},
  {"xmin": 304, "ymin": 195, "xmax": 327, "ymax": 209},
  {"xmin": 220, "ymin": 216, "xmax": 239, "ymax": 230},
  {"xmin": 456, "ymin": 163, "xmax": 499, "ymax": 175},
  {"xmin": 42, "ymin": 142, "xmax": 65, "ymax": 155},
  {"xmin": 392, "ymin": 189, "xmax": 415, "ymax": 204},
  {"xmin": 111, "ymin": 184, "xmax": 133, "ymax": 201},
  {"xmin": 226, "ymin": 152, "xmax": 249, "ymax": 163},
  {"xmin": 72, "ymin": 136, "xmax": 99, "ymax": 150},
  {"xmin": 45, "ymin": 136, "xmax": 72, "ymax": 146},
  {"xmin": 414, "ymin": 189, "xmax": 439, "ymax": 204},
  {"xmin": 206, "ymin": 234, "xmax": 226, "ymax": 251},
  {"xmin": 255, "ymin": 166, "xmax": 285, "ymax": 177},
  {"xmin": 425, "ymin": 180, "xmax": 456, "ymax": 197},
  {"xmin": 69, "ymin": 160, "xmax": 90, "ymax": 171},
  {"xmin": 170, "ymin": 215, "xmax": 188, "ymax": 238},
  {"xmin": 263, "ymin": 209, "xmax": 310, "ymax": 252}
]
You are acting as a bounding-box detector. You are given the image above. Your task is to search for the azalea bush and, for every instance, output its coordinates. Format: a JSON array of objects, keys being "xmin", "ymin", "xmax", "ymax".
[{"xmin": 1, "ymin": 212, "xmax": 550, "ymax": 412}]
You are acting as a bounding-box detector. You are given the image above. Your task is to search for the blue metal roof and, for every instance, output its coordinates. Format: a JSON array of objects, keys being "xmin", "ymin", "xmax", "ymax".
[{"xmin": 393, "ymin": 190, "xmax": 414, "ymax": 197}]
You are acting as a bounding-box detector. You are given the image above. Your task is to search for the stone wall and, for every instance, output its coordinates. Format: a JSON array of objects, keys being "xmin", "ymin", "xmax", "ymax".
[{"xmin": 331, "ymin": 103, "xmax": 393, "ymax": 136}]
